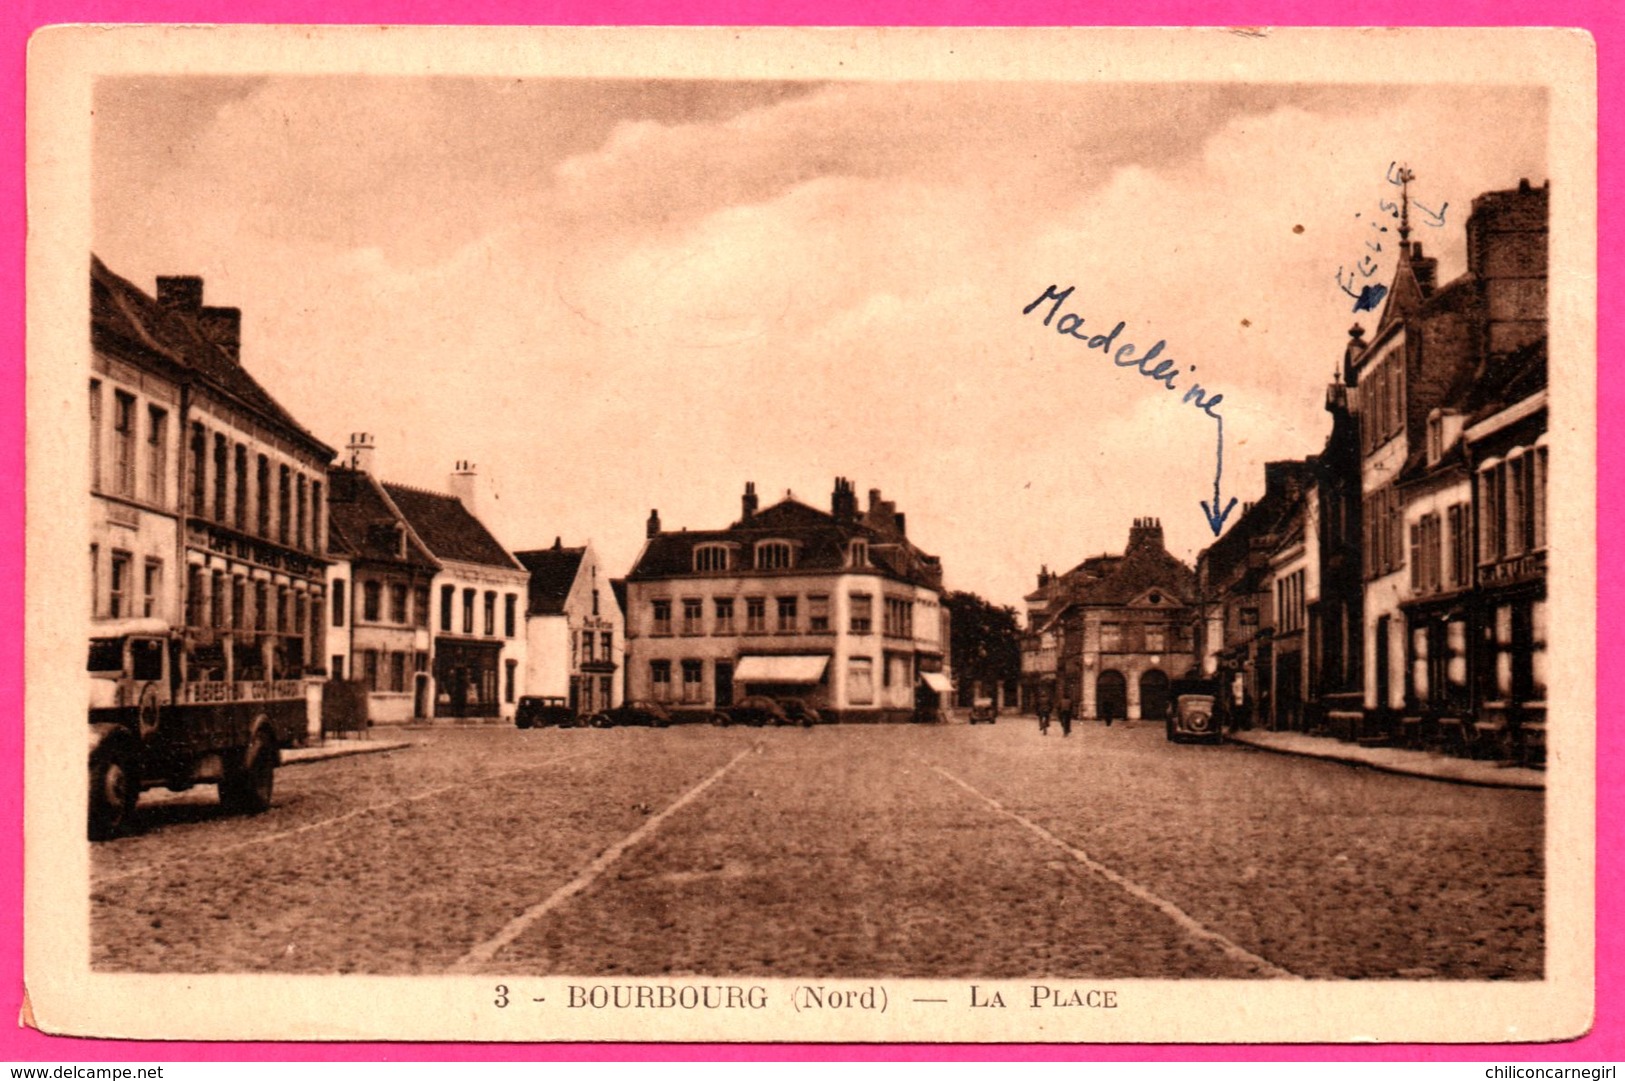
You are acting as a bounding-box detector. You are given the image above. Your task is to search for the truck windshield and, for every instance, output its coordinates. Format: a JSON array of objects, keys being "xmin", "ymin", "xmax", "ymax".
[{"xmin": 87, "ymin": 638, "xmax": 123, "ymax": 673}]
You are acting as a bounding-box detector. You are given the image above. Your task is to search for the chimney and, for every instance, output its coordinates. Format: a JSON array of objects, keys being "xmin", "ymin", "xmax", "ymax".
[
  {"xmin": 1410, "ymin": 242, "xmax": 1437, "ymax": 295},
  {"xmin": 741, "ymin": 481, "xmax": 758, "ymax": 522},
  {"xmin": 450, "ymin": 460, "xmax": 479, "ymax": 516},
  {"xmin": 868, "ymin": 488, "xmax": 883, "ymax": 512},
  {"xmin": 893, "ymin": 512, "xmax": 906, "ymax": 536},
  {"xmin": 646, "ymin": 509, "xmax": 662, "ymax": 538},
  {"xmin": 552, "ymin": 536, "xmax": 563, "ymax": 551},
  {"xmin": 198, "ymin": 306, "xmax": 242, "ymax": 362},
  {"xmin": 831, "ymin": 476, "xmax": 858, "ymax": 521},
  {"xmin": 1127, "ymin": 516, "xmax": 1164, "ymax": 554},
  {"xmin": 345, "ymin": 432, "xmax": 377, "ymax": 475},
  {"xmin": 155, "ymin": 275, "xmax": 204, "ymax": 313}
]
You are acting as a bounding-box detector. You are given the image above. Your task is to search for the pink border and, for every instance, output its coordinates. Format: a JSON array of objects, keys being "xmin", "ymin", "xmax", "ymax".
[{"xmin": 5, "ymin": 0, "xmax": 1616, "ymax": 1063}]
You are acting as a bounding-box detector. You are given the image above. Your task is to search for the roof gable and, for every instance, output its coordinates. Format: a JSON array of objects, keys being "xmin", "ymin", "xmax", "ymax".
[
  {"xmin": 382, "ymin": 482, "xmax": 520, "ymax": 570},
  {"xmin": 515, "ymin": 546, "xmax": 587, "ymax": 615},
  {"xmin": 326, "ymin": 468, "xmax": 439, "ymax": 569}
]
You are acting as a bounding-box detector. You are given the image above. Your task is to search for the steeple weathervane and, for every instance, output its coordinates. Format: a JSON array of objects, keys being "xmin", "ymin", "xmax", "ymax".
[{"xmin": 1394, "ymin": 163, "xmax": 1415, "ymax": 244}]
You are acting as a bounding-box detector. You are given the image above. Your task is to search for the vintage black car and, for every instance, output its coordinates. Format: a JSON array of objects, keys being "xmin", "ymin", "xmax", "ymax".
[
  {"xmin": 724, "ymin": 695, "xmax": 819, "ymax": 727},
  {"xmin": 968, "ymin": 697, "xmax": 998, "ymax": 724},
  {"xmin": 1165, "ymin": 678, "xmax": 1222, "ymax": 743},
  {"xmin": 515, "ymin": 695, "xmax": 577, "ymax": 729},
  {"xmin": 587, "ymin": 699, "xmax": 672, "ymax": 729}
]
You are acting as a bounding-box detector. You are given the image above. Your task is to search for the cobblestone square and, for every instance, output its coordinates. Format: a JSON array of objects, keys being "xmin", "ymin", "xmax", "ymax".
[{"xmin": 91, "ymin": 722, "xmax": 1543, "ymax": 979}]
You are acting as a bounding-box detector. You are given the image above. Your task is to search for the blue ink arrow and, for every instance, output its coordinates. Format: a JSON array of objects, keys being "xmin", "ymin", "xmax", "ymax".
[{"xmin": 1201, "ymin": 414, "xmax": 1239, "ymax": 536}]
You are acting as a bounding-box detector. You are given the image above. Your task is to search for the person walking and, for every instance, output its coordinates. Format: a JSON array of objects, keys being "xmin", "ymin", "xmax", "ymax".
[
  {"xmin": 1058, "ymin": 698, "xmax": 1074, "ymax": 737},
  {"xmin": 1037, "ymin": 698, "xmax": 1051, "ymax": 736}
]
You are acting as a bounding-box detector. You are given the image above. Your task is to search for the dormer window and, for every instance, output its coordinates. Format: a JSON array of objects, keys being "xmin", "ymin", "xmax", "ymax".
[
  {"xmin": 848, "ymin": 540, "xmax": 869, "ymax": 567},
  {"xmin": 755, "ymin": 541, "xmax": 793, "ymax": 570},
  {"xmin": 693, "ymin": 544, "xmax": 732, "ymax": 573}
]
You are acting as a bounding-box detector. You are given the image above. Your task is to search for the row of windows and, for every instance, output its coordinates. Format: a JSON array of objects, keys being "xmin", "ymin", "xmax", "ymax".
[
  {"xmin": 434, "ymin": 584, "xmax": 519, "ymax": 638},
  {"xmin": 690, "ymin": 539, "xmax": 869, "ymax": 573},
  {"xmin": 571, "ymin": 629, "xmax": 616, "ymax": 667},
  {"xmin": 650, "ymin": 592, "xmax": 909, "ymax": 637},
  {"xmin": 89, "ymin": 546, "xmax": 163, "ymax": 620},
  {"xmin": 1362, "ymin": 485, "xmax": 1406, "ymax": 580},
  {"xmin": 89, "ymin": 382, "xmax": 169, "ymax": 506},
  {"xmin": 1479, "ymin": 444, "xmax": 1548, "ymax": 565},
  {"xmin": 1097, "ymin": 622, "xmax": 1178, "ymax": 653},
  {"xmin": 90, "ymin": 381, "xmax": 328, "ymax": 557},
  {"xmin": 1359, "ymin": 349, "xmax": 1406, "ymax": 456},
  {"xmin": 356, "ymin": 649, "xmax": 428, "ymax": 693},
  {"xmin": 1407, "ymin": 506, "xmax": 1473, "ymax": 596}
]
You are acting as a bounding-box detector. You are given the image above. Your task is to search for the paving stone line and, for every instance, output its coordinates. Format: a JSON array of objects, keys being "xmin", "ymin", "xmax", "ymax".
[
  {"xmin": 931, "ymin": 765, "xmax": 1300, "ymax": 980},
  {"xmin": 451, "ymin": 745, "xmax": 757, "ymax": 973},
  {"xmin": 94, "ymin": 749, "xmax": 595, "ymax": 886}
]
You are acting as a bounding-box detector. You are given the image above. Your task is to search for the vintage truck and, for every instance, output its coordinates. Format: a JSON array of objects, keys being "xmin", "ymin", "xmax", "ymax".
[{"xmin": 87, "ymin": 617, "xmax": 308, "ymax": 840}]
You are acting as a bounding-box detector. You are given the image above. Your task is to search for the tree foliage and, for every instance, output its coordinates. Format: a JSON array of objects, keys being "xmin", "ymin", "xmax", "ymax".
[{"xmin": 945, "ymin": 590, "xmax": 1023, "ymax": 690}]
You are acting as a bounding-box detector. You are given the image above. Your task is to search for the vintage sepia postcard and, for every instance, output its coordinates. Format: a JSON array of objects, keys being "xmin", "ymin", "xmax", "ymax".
[{"xmin": 24, "ymin": 25, "xmax": 1597, "ymax": 1044}]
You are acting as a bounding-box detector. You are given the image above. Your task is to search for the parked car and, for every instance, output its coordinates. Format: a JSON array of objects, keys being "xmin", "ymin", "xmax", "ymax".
[
  {"xmin": 1166, "ymin": 678, "xmax": 1222, "ymax": 743},
  {"xmin": 515, "ymin": 696, "xmax": 577, "ymax": 729},
  {"xmin": 969, "ymin": 698, "xmax": 998, "ymax": 724},
  {"xmin": 777, "ymin": 697, "xmax": 821, "ymax": 726},
  {"xmin": 588, "ymin": 699, "xmax": 672, "ymax": 729},
  {"xmin": 727, "ymin": 695, "xmax": 790, "ymax": 727}
]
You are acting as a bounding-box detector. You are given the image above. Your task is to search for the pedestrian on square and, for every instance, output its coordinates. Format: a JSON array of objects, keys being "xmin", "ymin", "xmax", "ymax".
[
  {"xmin": 1037, "ymin": 700, "xmax": 1051, "ymax": 736},
  {"xmin": 1058, "ymin": 698, "xmax": 1074, "ymax": 737}
]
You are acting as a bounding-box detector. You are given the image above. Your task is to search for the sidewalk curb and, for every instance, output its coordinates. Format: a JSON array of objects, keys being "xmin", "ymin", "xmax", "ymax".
[
  {"xmin": 1225, "ymin": 732, "xmax": 1544, "ymax": 790},
  {"xmin": 283, "ymin": 740, "xmax": 417, "ymax": 767}
]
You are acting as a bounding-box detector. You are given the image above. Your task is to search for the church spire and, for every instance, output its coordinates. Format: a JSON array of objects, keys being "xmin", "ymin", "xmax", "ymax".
[{"xmin": 1394, "ymin": 163, "xmax": 1415, "ymax": 244}]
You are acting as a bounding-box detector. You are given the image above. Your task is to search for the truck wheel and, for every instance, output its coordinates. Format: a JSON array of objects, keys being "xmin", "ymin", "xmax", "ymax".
[
  {"xmin": 89, "ymin": 741, "xmax": 138, "ymax": 841},
  {"xmin": 221, "ymin": 736, "xmax": 277, "ymax": 815}
]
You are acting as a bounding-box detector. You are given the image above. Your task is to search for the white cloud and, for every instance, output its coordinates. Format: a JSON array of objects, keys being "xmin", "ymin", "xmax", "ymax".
[{"xmin": 93, "ymin": 78, "xmax": 1546, "ymax": 608}]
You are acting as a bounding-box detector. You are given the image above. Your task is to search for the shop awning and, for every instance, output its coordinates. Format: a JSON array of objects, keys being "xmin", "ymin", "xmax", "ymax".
[
  {"xmin": 734, "ymin": 655, "xmax": 830, "ymax": 684},
  {"xmin": 919, "ymin": 672, "xmax": 952, "ymax": 693}
]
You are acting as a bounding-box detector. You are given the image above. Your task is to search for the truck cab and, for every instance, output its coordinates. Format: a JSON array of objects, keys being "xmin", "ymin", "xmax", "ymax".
[{"xmin": 88, "ymin": 618, "xmax": 302, "ymax": 840}]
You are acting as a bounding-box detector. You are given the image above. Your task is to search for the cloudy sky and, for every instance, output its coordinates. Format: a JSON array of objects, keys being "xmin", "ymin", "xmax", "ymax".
[{"xmin": 92, "ymin": 76, "xmax": 1546, "ymax": 609}]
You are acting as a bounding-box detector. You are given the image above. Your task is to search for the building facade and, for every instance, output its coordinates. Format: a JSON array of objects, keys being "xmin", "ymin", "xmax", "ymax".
[
  {"xmin": 517, "ymin": 539, "xmax": 625, "ymax": 715},
  {"xmin": 325, "ymin": 437, "xmax": 441, "ymax": 723},
  {"xmin": 384, "ymin": 464, "xmax": 529, "ymax": 722},
  {"xmin": 624, "ymin": 479, "xmax": 948, "ymax": 722},
  {"xmin": 1345, "ymin": 179, "xmax": 1548, "ymax": 743},
  {"xmin": 1024, "ymin": 519, "xmax": 1196, "ymax": 722},
  {"xmin": 92, "ymin": 258, "xmax": 335, "ymax": 735},
  {"xmin": 1194, "ymin": 462, "xmax": 1314, "ymax": 729}
]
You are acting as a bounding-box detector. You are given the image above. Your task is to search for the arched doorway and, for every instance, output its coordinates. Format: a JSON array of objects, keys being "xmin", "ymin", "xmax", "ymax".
[
  {"xmin": 1096, "ymin": 670, "xmax": 1127, "ymax": 723},
  {"xmin": 1139, "ymin": 669, "xmax": 1171, "ymax": 721}
]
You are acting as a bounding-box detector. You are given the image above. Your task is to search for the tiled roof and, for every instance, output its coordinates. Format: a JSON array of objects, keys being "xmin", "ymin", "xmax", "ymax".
[
  {"xmin": 629, "ymin": 495, "xmax": 942, "ymax": 589},
  {"xmin": 515, "ymin": 545, "xmax": 586, "ymax": 615},
  {"xmin": 91, "ymin": 256, "xmax": 332, "ymax": 459},
  {"xmin": 382, "ymin": 482, "xmax": 521, "ymax": 570},
  {"xmin": 326, "ymin": 468, "xmax": 439, "ymax": 570}
]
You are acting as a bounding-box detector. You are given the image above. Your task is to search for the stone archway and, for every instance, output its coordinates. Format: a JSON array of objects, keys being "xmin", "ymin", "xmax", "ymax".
[
  {"xmin": 1139, "ymin": 669, "xmax": 1171, "ymax": 721},
  {"xmin": 1096, "ymin": 670, "xmax": 1127, "ymax": 722}
]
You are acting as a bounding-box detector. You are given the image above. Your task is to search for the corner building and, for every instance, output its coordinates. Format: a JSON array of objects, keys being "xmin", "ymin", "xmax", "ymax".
[{"xmin": 623, "ymin": 479, "xmax": 949, "ymax": 722}]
